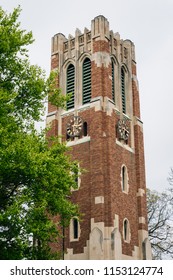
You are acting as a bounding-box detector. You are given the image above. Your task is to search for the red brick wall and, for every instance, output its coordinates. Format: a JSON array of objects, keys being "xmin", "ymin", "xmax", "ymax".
[
  {"xmin": 61, "ymin": 107, "xmax": 146, "ymax": 256},
  {"xmin": 48, "ymin": 30, "xmax": 148, "ymax": 258},
  {"xmin": 92, "ymin": 39, "xmax": 112, "ymax": 100}
]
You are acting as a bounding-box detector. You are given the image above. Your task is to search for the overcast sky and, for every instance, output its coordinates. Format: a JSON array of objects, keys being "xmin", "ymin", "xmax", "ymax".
[{"xmin": 1, "ymin": 0, "xmax": 173, "ymax": 192}]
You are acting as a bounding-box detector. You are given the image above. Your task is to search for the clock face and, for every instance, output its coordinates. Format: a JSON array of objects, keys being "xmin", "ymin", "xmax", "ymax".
[
  {"xmin": 117, "ymin": 119, "xmax": 130, "ymax": 141},
  {"xmin": 66, "ymin": 116, "xmax": 83, "ymax": 137}
]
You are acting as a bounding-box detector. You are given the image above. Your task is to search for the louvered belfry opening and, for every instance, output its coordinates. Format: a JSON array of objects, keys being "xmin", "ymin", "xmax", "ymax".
[
  {"xmin": 82, "ymin": 58, "xmax": 91, "ymax": 105},
  {"xmin": 121, "ymin": 67, "xmax": 126, "ymax": 114},
  {"xmin": 66, "ymin": 64, "xmax": 75, "ymax": 110},
  {"xmin": 112, "ymin": 60, "xmax": 115, "ymax": 102}
]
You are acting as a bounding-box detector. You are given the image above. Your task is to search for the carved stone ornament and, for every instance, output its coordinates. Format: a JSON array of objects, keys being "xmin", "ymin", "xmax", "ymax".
[{"xmin": 66, "ymin": 116, "xmax": 83, "ymax": 137}]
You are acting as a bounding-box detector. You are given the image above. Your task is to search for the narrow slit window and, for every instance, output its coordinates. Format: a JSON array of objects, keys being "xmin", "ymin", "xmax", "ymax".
[
  {"xmin": 123, "ymin": 219, "xmax": 130, "ymax": 242},
  {"xmin": 83, "ymin": 122, "xmax": 88, "ymax": 136},
  {"xmin": 73, "ymin": 218, "xmax": 78, "ymax": 239},
  {"xmin": 83, "ymin": 58, "xmax": 91, "ymax": 104},
  {"xmin": 122, "ymin": 166, "xmax": 126, "ymax": 191},
  {"xmin": 124, "ymin": 219, "xmax": 128, "ymax": 240},
  {"xmin": 121, "ymin": 165, "xmax": 129, "ymax": 193},
  {"xmin": 66, "ymin": 64, "xmax": 75, "ymax": 110}
]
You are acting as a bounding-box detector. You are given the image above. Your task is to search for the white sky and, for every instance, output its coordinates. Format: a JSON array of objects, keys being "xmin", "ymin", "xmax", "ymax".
[{"xmin": 1, "ymin": 0, "xmax": 173, "ymax": 192}]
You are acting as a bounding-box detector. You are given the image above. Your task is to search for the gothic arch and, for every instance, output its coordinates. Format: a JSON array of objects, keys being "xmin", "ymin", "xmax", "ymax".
[
  {"xmin": 78, "ymin": 52, "xmax": 92, "ymax": 64},
  {"xmin": 123, "ymin": 218, "xmax": 131, "ymax": 243},
  {"xmin": 78, "ymin": 53, "xmax": 92, "ymax": 105},
  {"xmin": 111, "ymin": 228, "xmax": 122, "ymax": 259},
  {"xmin": 111, "ymin": 54, "xmax": 119, "ymax": 66},
  {"xmin": 89, "ymin": 227, "xmax": 103, "ymax": 259},
  {"xmin": 66, "ymin": 63, "xmax": 75, "ymax": 110},
  {"xmin": 111, "ymin": 56, "xmax": 119, "ymax": 104},
  {"xmin": 121, "ymin": 164, "xmax": 129, "ymax": 193},
  {"xmin": 62, "ymin": 58, "xmax": 75, "ymax": 69},
  {"xmin": 61, "ymin": 59, "xmax": 76, "ymax": 110}
]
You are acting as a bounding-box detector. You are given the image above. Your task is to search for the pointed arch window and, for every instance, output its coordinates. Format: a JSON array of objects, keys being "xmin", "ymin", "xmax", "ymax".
[
  {"xmin": 122, "ymin": 165, "xmax": 126, "ymax": 191},
  {"xmin": 73, "ymin": 218, "xmax": 79, "ymax": 239},
  {"xmin": 70, "ymin": 217, "xmax": 80, "ymax": 241},
  {"xmin": 66, "ymin": 64, "xmax": 75, "ymax": 110},
  {"xmin": 123, "ymin": 219, "xmax": 130, "ymax": 242},
  {"xmin": 112, "ymin": 60, "xmax": 115, "ymax": 102},
  {"xmin": 121, "ymin": 165, "xmax": 129, "ymax": 193},
  {"xmin": 121, "ymin": 67, "xmax": 126, "ymax": 114},
  {"xmin": 82, "ymin": 58, "xmax": 91, "ymax": 104}
]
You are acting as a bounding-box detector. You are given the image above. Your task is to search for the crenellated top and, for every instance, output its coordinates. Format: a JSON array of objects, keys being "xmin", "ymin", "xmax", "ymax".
[{"xmin": 51, "ymin": 15, "xmax": 136, "ymax": 68}]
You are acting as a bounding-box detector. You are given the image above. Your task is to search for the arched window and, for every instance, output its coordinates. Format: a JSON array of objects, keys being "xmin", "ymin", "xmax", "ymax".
[
  {"xmin": 121, "ymin": 67, "xmax": 126, "ymax": 114},
  {"xmin": 83, "ymin": 122, "xmax": 88, "ymax": 136},
  {"xmin": 82, "ymin": 58, "xmax": 91, "ymax": 104},
  {"xmin": 112, "ymin": 60, "xmax": 115, "ymax": 102},
  {"xmin": 73, "ymin": 218, "xmax": 78, "ymax": 239},
  {"xmin": 70, "ymin": 217, "xmax": 80, "ymax": 241},
  {"xmin": 123, "ymin": 219, "xmax": 130, "ymax": 242},
  {"xmin": 121, "ymin": 165, "xmax": 129, "ymax": 193},
  {"xmin": 66, "ymin": 64, "xmax": 75, "ymax": 110},
  {"xmin": 122, "ymin": 165, "xmax": 126, "ymax": 191}
]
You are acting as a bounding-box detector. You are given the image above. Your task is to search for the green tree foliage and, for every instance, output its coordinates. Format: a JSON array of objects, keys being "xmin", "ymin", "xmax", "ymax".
[
  {"xmin": 0, "ymin": 6, "xmax": 79, "ymax": 259},
  {"xmin": 147, "ymin": 188, "xmax": 173, "ymax": 260}
]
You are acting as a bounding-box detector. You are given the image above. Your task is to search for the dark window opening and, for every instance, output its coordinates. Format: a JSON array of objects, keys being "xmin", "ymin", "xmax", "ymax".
[
  {"xmin": 73, "ymin": 218, "xmax": 78, "ymax": 239},
  {"xmin": 124, "ymin": 219, "xmax": 128, "ymax": 241},
  {"xmin": 83, "ymin": 122, "xmax": 88, "ymax": 136},
  {"xmin": 122, "ymin": 166, "xmax": 126, "ymax": 191}
]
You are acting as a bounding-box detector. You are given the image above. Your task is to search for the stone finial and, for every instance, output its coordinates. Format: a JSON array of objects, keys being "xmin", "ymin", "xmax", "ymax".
[
  {"xmin": 51, "ymin": 33, "xmax": 66, "ymax": 53},
  {"xmin": 84, "ymin": 27, "xmax": 89, "ymax": 33},
  {"xmin": 91, "ymin": 15, "xmax": 109, "ymax": 39},
  {"xmin": 68, "ymin": 34, "xmax": 74, "ymax": 40},
  {"xmin": 75, "ymin": 28, "xmax": 82, "ymax": 36},
  {"xmin": 114, "ymin": 32, "xmax": 120, "ymax": 40}
]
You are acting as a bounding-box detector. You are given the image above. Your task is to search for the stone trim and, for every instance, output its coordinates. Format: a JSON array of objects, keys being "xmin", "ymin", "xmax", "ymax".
[
  {"xmin": 139, "ymin": 217, "xmax": 146, "ymax": 224},
  {"xmin": 136, "ymin": 188, "xmax": 145, "ymax": 197},
  {"xmin": 64, "ymin": 216, "xmax": 148, "ymax": 260},
  {"xmin": 95, "ymin": 196, "xmax": 104, "ymax": 204},
  {"xmin": 116, "ymin": 139, "xmax": 134, "ymax": 153},
  {"xmin": 67, "ymin": 136, "xmax": 90, "ymax": 147}
]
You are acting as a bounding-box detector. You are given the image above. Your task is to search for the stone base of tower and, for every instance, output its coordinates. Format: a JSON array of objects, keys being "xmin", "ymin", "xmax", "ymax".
[{"xmin": 64, "ymin": 218, "xmax": 152, "ymax": 260}]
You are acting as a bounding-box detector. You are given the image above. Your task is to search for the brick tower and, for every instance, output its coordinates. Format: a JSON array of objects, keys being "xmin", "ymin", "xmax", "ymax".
[{"xmin": 47, "ymin": 15, "xmax": 152, "ymax": 260}]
